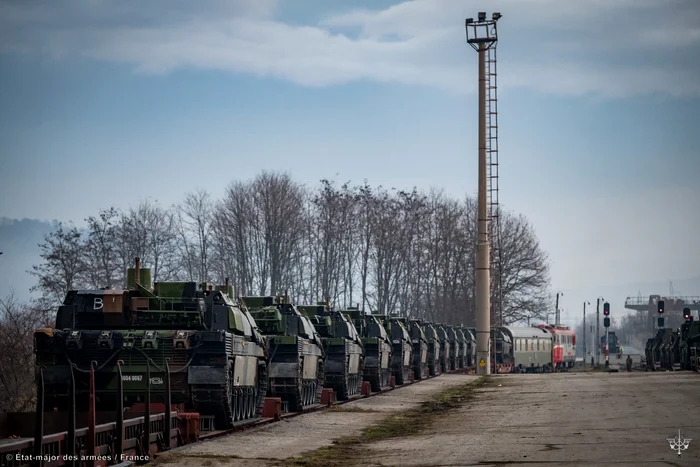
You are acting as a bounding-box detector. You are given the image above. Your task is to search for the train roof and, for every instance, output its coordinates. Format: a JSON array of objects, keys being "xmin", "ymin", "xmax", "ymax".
[
  {"xmin": 501, "ymin": 325, "xmax": 553, "ymax": 339},
  {"xmin": 537, "ymin": 324, "xmax": 575, "ymax": 335}
]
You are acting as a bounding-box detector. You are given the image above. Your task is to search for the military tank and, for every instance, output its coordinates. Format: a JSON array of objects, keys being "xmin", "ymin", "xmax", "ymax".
[
  {"xmin": 422, "ymin": 321, "xmax": 441, "ymax": 376},
  {"xmin": 376, "ymin": 315, "xmax": 413, "ymax": 385},
  {"xmin": 454, "ymin": 327, "xmax": 468, "ymax": 369},
  {"xmin": 464, "ymin": 327, "xmax": 477, "ymax": 367},
  {"xmin": 243, "ymin": 295, "xmax": 325, "ymax": 412},
  {"xmin": 33, "ymin": 258, "xmax": 268, "ymax": 430},
  {"xmin": 436, "ymin": 324, "xmax": 451, "ymax": 373},
  {"xmin": 680, "ymin": 317, "xmax": 700, "ymax": 371},
  {"xmin": 298, "ymin": 302, "xmax": 364, "ymax": 400},
  {"xmin": 347, "ymin": 307, "xmax": 393, "ymax": 391},
  {"xmin": 396, "ymin": 318, "xmax": 428, "ymax": 380}
]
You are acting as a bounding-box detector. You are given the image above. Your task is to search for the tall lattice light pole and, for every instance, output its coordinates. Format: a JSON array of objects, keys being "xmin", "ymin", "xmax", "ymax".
[{"xmin": 466, "ymin": 12, "xmax": 501, "ymax": 376}]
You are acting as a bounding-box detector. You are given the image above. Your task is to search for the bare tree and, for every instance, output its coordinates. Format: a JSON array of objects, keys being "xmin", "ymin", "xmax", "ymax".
[
  {"xmin": 497, "ymin": 211, "xmax": 551, "ymax": 324},
  {"xmin": 28, "ymin": 222, "xmax": 86, "ymax": 307},
  {"xmin": 0, "ymin": 292, "xmax": 47, "ymax": 412},
  {"xmin": 176, "ymin": 189, "xmax": 213, "ymax": 281},
  {"xmin": 84, "ymin": 207, "xmax": 121, "ymax": 289},
  {"xmin": 26, "ymin": 170, "xmax": 552, "ymax": 327}
]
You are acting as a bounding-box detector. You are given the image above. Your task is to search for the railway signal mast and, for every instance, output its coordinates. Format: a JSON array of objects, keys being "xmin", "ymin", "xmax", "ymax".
[{"xmin": 465, "ymin": 12, "xmax": 502, "ymax": 376}]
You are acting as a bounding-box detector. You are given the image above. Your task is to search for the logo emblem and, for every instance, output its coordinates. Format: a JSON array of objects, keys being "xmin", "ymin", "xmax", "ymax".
[{"xmin": 667, "ymin": 429, "xmax": 692, "ymax": 458}]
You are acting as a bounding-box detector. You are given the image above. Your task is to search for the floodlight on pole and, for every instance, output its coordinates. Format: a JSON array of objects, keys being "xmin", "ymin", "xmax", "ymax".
[{"xmin": 465, "ymin": 12, "xmax": 501, "ymax": 376}]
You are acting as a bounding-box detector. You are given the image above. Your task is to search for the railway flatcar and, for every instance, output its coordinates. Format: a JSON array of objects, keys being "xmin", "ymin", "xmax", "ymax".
[
  {"xmin": 497, "ymin": 326, "xmax": 553, "ymax": 372},
  {"xmin": 538, "ymin": 324, "xmax": 575, "ymax": 371}
]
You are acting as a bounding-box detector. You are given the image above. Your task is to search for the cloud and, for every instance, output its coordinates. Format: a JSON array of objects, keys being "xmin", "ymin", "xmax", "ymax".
[{"xmin": 1, "ymin": 0, "xmax": 699, "ymax": 98}]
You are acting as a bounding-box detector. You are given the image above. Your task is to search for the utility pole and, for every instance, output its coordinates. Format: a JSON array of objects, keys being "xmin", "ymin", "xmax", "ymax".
[
  {"xmin": 466, "ymin": 12, "xmax": 501, "ymax": 376},
  {"xmin": 555, "ymin": 292, "xmax": 563, "ymax": 325},
  {"xmin": 583, "ymin": 301, "xmax": 590, "ymax": 367}
]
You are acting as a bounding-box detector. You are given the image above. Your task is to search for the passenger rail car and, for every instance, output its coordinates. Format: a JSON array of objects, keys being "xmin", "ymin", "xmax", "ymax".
[
  {"xmin": 496, "ymin": 326, "xmax": 554, "ymax": 373},
  {"xmin": 538, "ymin": 324, "xmax": 575, "ymax": 370}
]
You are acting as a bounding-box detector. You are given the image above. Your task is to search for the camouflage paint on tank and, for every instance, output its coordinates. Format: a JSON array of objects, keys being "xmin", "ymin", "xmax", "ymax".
[
  {"xmin": 298, "ymin": 302, "xmax": 364, "ymax": 400},
  {"xmin": 33, "ymin": 266, "xmax": 268, "ymax": 430},
  {"xmin": 243, "ymin": 295, "xmax": 325, "ymax": 412}
]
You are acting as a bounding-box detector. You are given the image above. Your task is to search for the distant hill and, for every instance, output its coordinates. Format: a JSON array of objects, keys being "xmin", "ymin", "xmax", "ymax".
[{"xmin": 0, "ymin": 217, "xmax": 58, "ymax": 302}]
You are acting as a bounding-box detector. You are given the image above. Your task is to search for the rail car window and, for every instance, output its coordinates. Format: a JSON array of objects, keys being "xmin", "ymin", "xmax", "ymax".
[{"xmin": 572, "ymin": 335, "xmax": 576, "ymax": 346}]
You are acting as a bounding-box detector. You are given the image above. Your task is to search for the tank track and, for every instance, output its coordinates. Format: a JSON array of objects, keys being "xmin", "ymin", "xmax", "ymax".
[
  {"xmin": 191, "ymin": 357, "xmax": 266, "ymax": 430},
  {"xmin": 333, "ymin": 354, "xmax": 364, "ymax": 400},
  {"xmin": 365, "ymin": 363, "xmax": 390, "ymax": 392},
  {"xmin": 414, "ymin": 361, "xmax": 428, "ymax": 380},
  {"xmin": 277, "ymin": 342, "xmax": 324, "ymax": 413}
]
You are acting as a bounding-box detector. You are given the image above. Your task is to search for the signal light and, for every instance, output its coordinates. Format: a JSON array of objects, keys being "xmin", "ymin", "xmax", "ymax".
[
  {"xmin": 603, "ymin": 302, "xmax": 610, "ymax": 316},
  {"xmin": 603, "ymin": 317, "xmax": 610, "ymax": 328},
  {"xmin": 658, "ymin": 317, "xmax": 664, "ymax": 328},
  {"xmin": 658, "ymin": 300, "xmax": 665, "ymax": 314},
  {"xmin": 683, "ymin": 307, "xmax": 691, "ymax": 320}
]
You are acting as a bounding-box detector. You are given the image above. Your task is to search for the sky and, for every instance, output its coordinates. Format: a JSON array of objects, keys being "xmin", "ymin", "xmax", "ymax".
[{"xmin": 1, "ymin": 0, "xmax": 699, "ymax": 327}]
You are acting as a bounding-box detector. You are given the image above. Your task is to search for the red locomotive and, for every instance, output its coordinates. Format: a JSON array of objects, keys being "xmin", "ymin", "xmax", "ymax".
[{"xmin": 537, "ymin": 324, "xmax": 576, "ymax": 371}]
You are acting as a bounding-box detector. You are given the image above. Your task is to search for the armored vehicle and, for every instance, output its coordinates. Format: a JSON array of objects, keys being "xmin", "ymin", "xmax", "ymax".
[
  {"xmin": 435, "ymin": 323, "xmax": 452, "ymax": 373},
  {"xmin": 33, "ymin": 259, "xmax": 268, "ymax": 429},
  {"xmin": 347, "ymin": 308, "xmax": 393, "ymax": 391},
  {"xmin": 680, "ymin": 319, "xmax": 700, "ymax": 370},
  {"xmin": 455, "ymin": 327, "xmax": 469, "ymax": 369},
  {"xmin": 243, "ymin": 295, "xmax": 325, "ymax": 412},
  {"xmin": 436, "ymin": 324, "xmax": 451, "ymax": 373},
  {"xmin": 396, "ymin": 318, "xmax": 428, "ymax": 380},
  {"xmin": 376, "ymin": 315, "xmax": 413, "ymax": 385},
  {"xmin": 647, "ymin": 329, "xmax": 673, "ymax": 371},
  {"xmin": 644, "ymin": 336, "xmax": 656, "ymax": 370},
  {"xmin": 422, "ymin": 321, "xmax": 441, "ymax": 376},
  {"xmin": 299, "ymin": 302, "xmax": 364, "ymax": 400},
  {"xmin": 464, "ymin": 327, "xmax": 477, "ymax": 367},
  {"xmin": 445, "ymin": 325, "xmax": 459, "ymax": 370}
]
